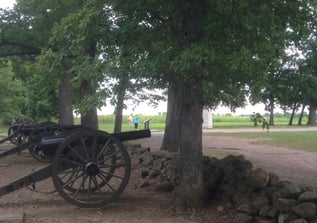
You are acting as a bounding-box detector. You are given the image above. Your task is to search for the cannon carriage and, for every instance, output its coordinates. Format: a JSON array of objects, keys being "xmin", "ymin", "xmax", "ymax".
[
  {"xmin": 1, "ymin": 120, "xmax": 37, "ymax": 145},
  {"xmin": 0, "ymin": 123, "xmax": 151, "ymax": 208}
]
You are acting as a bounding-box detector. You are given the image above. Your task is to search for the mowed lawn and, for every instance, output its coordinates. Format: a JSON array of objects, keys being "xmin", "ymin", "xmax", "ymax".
[
  {"xmin": 208, "ymin": 131, "xmax": 317, "ymax": 152},
  {"xmin": 1, "ymin": 114, "xmax": 315, "ymax": 153}
]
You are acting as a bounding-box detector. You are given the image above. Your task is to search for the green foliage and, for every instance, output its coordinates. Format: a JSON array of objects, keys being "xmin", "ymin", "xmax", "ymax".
[
  {"xmin": 1, "ymin": 0, "xmax": 316, "ymax": 136},
  {"xmin": 250, "ymin": 113, "xmax": 270, "ymax": 131},
  {"xmin": 25, "ymin": 62, "xmax": 59, "ymax": 120},
  {"xmin": 0, "ymin": 62, "xmax": 27, "ymax": 123},
  {"xmin": 40, "ymin": 1, "xmax": 113, "ymax": 116}
]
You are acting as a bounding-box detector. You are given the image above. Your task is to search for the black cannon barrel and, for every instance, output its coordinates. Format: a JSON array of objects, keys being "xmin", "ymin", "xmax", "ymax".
[
  {"xmin": 0, "ymin": 128, "xmax": 152, "ymax": 206},
  {"xmin": 111, "ymin": 129, "xmax": 151, "ymax": 142},
  {"xmin": 39, "ymin": 129, "xmax": 151, "ymax": 146}
]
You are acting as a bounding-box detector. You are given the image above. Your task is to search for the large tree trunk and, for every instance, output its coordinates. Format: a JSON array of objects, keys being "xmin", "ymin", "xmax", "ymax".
[
  {"xmin": 268, "ymin": 99, "xmax": 274, "ymax": 126},
  {"xmin": 113, "ymin": 88, "xmax": 125, "ymax": 133},
  {"xmin": 80, "ymin": 80, "xmax": 98, "ymax": 129},
  {"xmin": 80, "ymin": 41, "xmax": 98, "ymax": 129},
  {"xmin": 160, "ymin": 83, "xmax": 183, "ymax": 152},
  {"xmin": 168, "ymin": 0, "xmax": 208, "ymax": 209},
  {"xmin": 58, "ymin": 75, "xmax": 74, "ymax": 125},
  {"xmin": 298, "ymin": 104, "xmax": 306, "ymax": 126},
  {"xmin": 307, "ymin": 105, "xmax": 317, "ymax": 126},
  {"xmin": 288, "ymin": 103, "xmax": 297, "ymax": 126},
  {"xmin": 173, "ymin": 76, "xmax": 205, "ymax": 210}
]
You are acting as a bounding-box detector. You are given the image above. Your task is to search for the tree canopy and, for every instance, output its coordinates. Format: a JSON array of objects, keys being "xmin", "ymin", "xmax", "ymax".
[{"xmin": 1, "ymin": 0, "xmax": 317, "ymax": 209}]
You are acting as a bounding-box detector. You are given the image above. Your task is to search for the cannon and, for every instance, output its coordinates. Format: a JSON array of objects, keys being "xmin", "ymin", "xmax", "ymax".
[
  {"xmin": 0, "ymin": 127, "xmax": 151, "ymax": 208},
  {"xmin": 1, "ymin": 120, "xmax": 36, "ymax": 145},
  {"xmin": 1, "ymin": 121, "xmax": 83, "ymax": 162}
]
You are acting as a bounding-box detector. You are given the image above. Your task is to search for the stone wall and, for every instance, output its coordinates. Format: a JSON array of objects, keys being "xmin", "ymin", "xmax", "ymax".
[{"xmin": 128, "ymin": 145, "xmax": 317, "ymax": 223}]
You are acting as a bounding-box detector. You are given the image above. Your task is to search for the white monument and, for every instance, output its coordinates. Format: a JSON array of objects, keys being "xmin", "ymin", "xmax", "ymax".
[{"xmin": 202, "ymin": 108, "xmax": 213, "ymax": 128}]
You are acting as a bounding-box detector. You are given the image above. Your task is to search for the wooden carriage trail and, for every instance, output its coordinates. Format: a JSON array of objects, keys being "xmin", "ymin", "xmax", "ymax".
[{"xmin": 0, "ymin": 121, "xmax": 151, "ymax": 208}]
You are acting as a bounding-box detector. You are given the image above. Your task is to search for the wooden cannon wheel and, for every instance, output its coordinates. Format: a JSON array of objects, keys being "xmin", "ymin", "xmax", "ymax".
[
  {"xmin": 8, "ymin": 121, "xmax": 31, "ymax": 145},
  {"xmin": 28, "ymin": 122, "xmax": 63, "ymax": 162},
  {"xmin": 7, "ymin": 123, "xmax": 23, "ymax": 145},
  {"xmin": 51, "ymin": 128, "xmax": 131, "ymax": 208}
]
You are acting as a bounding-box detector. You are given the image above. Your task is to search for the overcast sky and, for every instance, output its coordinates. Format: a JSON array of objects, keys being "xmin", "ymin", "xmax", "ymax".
[{"xmin": 0, "ymin": 0, "xmax": 15, "ymax": 9}]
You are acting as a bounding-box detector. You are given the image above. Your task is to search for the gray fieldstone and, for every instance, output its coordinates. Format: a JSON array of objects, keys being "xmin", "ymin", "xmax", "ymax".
[
  {"xmin": 298, "ymin": 191, "xmax": 317, "ymax": 202},
  {"xmin": 258, "ymin": 205, "xmax": 272, "ymax": 218},
  {"xmin": 140, "ymin": 152, "xmax": 153, "ymax": 166},
  {"xmin": 291, "ymin": 202, "xmax": 316, "ymax": 219},
  {"xmin": 288, "ymin": 219, "xmax": 308, "ymax": 223},
  {"xmin": 275, "ymin": 198, "xmax": 296, "ymax": 212},
  {"xmin": 127, "ymin": 149, "xmax": 317, "ymax": 223},
  {"xmin": 236, "ymin": 213, "xmax": 253, "ymax": 223},
  {"xmin": 154, "ymin": 181, "xmax": 174, "ymax": 192},
  {"xmin": 252, "ymin": 195, "xmax": 270, "ymax": 213},
  {"xmin": 278, "ymin": 213, "xmax": 291, "ymax": 223},
  {"xmin": 251, "ymin": 168, "xmax": 269, "ymax": 190},
  {"xmin": 254, "ymin": 217, "xmax": 274, "ymax": 223},
  {"xmin": 152, "ymin": 159, "xmax": 163, "ymax": 172},
  {"xmin": 279, "ymin": 183, "xmax": 302, "ymax": 199},
  {"xmin": 236, "ymin": 203, "xmax": 256, "ymax": 215}
]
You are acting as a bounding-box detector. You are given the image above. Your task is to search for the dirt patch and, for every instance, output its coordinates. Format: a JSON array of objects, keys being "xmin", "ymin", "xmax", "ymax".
[
  {"xmin": 0, "ymin": 129, "xmax": 316, "ymax": 222},
  {"xmin": 140, "ymin": 131, "xmax": 317, "ymax": 185},
  {"xmin": 202, "ymin": 135, "xmax": 317, "ymax": 185},
  {"xmin": 0, "ymin": 145, "xmax": 238, "ymax": 223}
]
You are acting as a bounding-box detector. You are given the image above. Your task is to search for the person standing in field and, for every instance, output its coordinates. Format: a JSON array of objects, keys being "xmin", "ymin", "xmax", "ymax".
[
  {"xmin": 128, "ymin": 114, "xmax": 134, "ymax": 130},
  {"xmin": 134, "ymin": 115, "xmax": 140, "ymax": 130}
]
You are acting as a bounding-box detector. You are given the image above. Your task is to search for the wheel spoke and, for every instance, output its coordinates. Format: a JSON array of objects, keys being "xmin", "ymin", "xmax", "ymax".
[
  {"xmin": 99, "ymin": 170, "xmax": 125, "ymax": 180},
  {"xmin": 86, "ymin": 176, "xmax": 92, "ymax": 201},
  {"xmin": 91, "ymin": 136, "xmax": 98, "ymax": 160},
  {"xmin": 60, "ymin": 172, "xmax": 84, "ymax": 189},
  {"xmin": 91, "ymin": 175, "xmax": 101, "ymax": 193},
  {"xmin": 96, "ymin": 139, "xmax": 111, "ymax": 160},
  {"xmin": 99, "ymin": 148, "xmax": 121, "ymax": 163},
  {"xmin": 66, "ymin": 144, "xmax": 87, "ymax": 163},
  {"xmin": 52, "ymin": 129, "xmax": 131, "ymax": 208},
  {"xmin": 80, "ymin": 136, "xmax": 91, "ymax": 160},
  {"xmin": 59, "ymin": 157, "xmax": 85, "ymax": 167},
  {"xmin": 59, "ymin": 166, "xmax": 81, "ymax": 180},
  {"xmin": 91, "ymin": 176, "xmax": 101, "ymax": 193},
  {"xmin": 72, "ymin": 174, "xmax": 88, "ymax": 200},
  {"xmin": 60, "ymin": 167, "xmax": 82, "ymax": 189},
  {"xmin": 96, "ymin": 174, "xmax": 116, "ymax": 192}
]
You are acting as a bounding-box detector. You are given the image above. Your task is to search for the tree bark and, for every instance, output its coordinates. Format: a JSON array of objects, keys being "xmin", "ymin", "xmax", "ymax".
[
  {"xmin": 79, "ymin": 40, "xmax": 98, "ymax": 129},
  {"xmin": 161, "ymin": 83, "xmax": 183, "ymax": 152},
  {"xmin": 288, "ymin": 103, "xmax": 297, "ymax": 126},
  {"xmin": 113, "ymin": 88, "xmax": 125, "ymax": 133},
  {"xmin": 167, "ymin": 0, "xmax": 208, "ymax": 210},
  {"xmin": 307, "ymin": 104, "xmax": 317, "ymax": 126},
  {"xmin": 80, "ymin": 80, "xmax": 98, "ymax": 129},
  {"xmin": 298, "ymin": 104, "xmax": 306, "ymax": 126},
  {"xmin": 58, "ymin": 75, "xmax": 74, "ymax": 125},
  {"xmin": 173, "ymin": 76, "xmax": 205, "ymax": 210},
  {"xmin": 268, "ymin": 99, "xmax": 274, "ymax": 126}
]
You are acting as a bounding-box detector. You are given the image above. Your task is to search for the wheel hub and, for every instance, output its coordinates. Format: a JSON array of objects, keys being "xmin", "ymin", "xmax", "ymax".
[{"xmin": 85, "ymin": 162, "xmax": 100, "ymax": 176}]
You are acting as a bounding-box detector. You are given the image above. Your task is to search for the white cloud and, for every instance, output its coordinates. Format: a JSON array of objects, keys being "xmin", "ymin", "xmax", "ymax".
[{"xmin": 0, "ymin": 0, "xmax": 15, "ymax": 9}]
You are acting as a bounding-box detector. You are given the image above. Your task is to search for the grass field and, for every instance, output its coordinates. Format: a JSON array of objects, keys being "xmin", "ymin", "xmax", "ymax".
[
  {"xmin": 0, "ymin": 114, "xmax": 308, "ymax": 133},
  {"xmin": 1, "ymin": 114, "xmax": 315, "ymax": 152},
  {"xmin": 208, "ymin": 131, "xmax": 317, "ymax": 152},
  {"xmin": 97, "ymin": 114, "xmax": 308, "ymax": 131},
  {"xmin": 212, "ymin": 114, "xmax": 308, "ymax": 128}
]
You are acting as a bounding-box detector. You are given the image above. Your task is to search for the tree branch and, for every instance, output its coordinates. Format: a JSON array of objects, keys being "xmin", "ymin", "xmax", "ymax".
[{"xmin": 0, "ymin": 40, "xmax": 41, "ymax": 56}]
